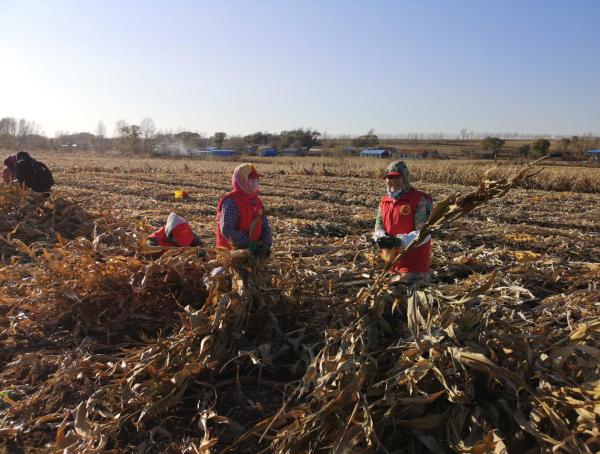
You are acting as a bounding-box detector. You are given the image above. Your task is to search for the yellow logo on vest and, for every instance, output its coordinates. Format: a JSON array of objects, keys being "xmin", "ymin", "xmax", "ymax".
[{"xmin": 398, "ymin": 204, "xmax": 411, "ymax": 216}]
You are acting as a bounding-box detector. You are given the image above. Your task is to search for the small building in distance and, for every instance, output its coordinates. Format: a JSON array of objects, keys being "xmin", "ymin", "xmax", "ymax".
[
  {"xmin": 396, "ymin": 148, "xmax": 429, "ymax": 159},
  {"xmin": 210, "ymin": 149, "xmax": 236, "ymax": 158},
  {"xmin": 307, "ymin": 148, "xmax": 324, "ymax": 157},
  {"xmin": 586, "ymin": 149, "xmax": 600, "ymax": 159},
  {"xmin": 258, "ymin": 147, "xmax": 278, "ymax": 157},
  {"xmin": 280, "ymin": 147, "xmax": 307, "ymax": 157},
  {"xmin": 360, "ymin": 148, "xmax": 390, "ymax": 158}
]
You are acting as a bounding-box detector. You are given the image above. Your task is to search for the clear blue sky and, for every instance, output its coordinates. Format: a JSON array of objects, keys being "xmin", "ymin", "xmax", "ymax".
[{"xmin": 1, "ymin": 0, "xmax": 599, "ymax": 137}]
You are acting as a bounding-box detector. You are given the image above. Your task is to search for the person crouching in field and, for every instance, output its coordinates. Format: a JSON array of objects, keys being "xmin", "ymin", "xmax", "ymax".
[
  {"xmin": 373, "ymin": 160, "xmax": 433, "ymax": 285},
  {"xmin": 2, "ymin": 154, "xmax": 17, "ymax": 185},
  {"xmin": 216, "ymin": 163, "xmax": 272, "ymax": 258},
  {"xmin": 14, "ymin": 151, "xmax": 54, "ymax": 193},
  {"xmin": 148, "ymin": 213, "xmax": 202, "ymax": 248}
]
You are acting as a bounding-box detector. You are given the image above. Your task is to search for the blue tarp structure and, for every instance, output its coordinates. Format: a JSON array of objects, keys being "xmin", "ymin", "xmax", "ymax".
[
  {"xmin": 360, "ymin": 149, "xmax": 390, "ymax": 158},
  {"xmin": 259, "ymin": 148, "xmax": 278, "ymax": 157},
  {"xmin": 211, "ymin": 149, "xmax": 236, "ymax": 157}
]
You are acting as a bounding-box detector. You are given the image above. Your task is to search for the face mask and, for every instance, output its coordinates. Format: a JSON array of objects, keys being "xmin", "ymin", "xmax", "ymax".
[
  {"xmin": 388, "ymin": 188, "xmax": 403, "ymax": 198},
  {"xmin": 247, "ymin": 177, "xmax": 260, "ymax": 194}
]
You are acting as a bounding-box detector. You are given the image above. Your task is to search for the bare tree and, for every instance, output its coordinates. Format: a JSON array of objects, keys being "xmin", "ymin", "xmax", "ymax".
[
  {"xmin": 140, "ymin": 117, "xmax": 156, "ymax": 153},
  {"xmin": 17, "ymin": 119, "xmax": 32, "ymax": 148},
  {"xmin": 460, "ymin": 128, "xmax": 468, "ymax": 140},
  {"xmin": 115, "ymin": 120, "xmax": 142, "ymax": 154},
  {"xmin": 115, "ymin": 120, "xmax": 128, "ymax": 138},
  {"xmin": 0, "ymin": 117, "xmax": 17, "ymax": 135},
  {"xmin": 213, "ymin": 132, "xmax": 227, "ymax": 148},
  {"xmin": 95, "ymin": 121, "xmax": 106, "ymax": 151},
  {"xmin": 115, "ymin": 120, "xmax": 130, "ymax": 153},
  {"xmin": 0, "ymin": 117, "xmax": 17, "ymax": 149},
  {"xmin": 481, "ymin": 136, "xmax": 505, "ymax": 162},
  {"xmin": 96, "ymin": 121, "xmax": 106, "ymax": 139},
  {"xmin": 129, "ymin": 125, "xmax": 141, "ymax": 154}
]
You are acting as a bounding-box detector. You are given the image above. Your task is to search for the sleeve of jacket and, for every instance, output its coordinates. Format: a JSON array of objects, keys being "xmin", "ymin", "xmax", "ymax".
[
  {"xmin": 374, "ymin": 205, "xmax": 384, "ymax": 233},
  {"xmin": 414, "ymin": 194, "xmax": 433, "ymax": 230},
  {"xmin": 220, "ymin": 198, "xmax": 251, "ymax": 248},
  {"xmin": 259, "ymin": 214, "xmax": 272, "ymax": 247},
  {"xmin": 14, "ymin": 160, "xmax": 27, "ymax": 183}
]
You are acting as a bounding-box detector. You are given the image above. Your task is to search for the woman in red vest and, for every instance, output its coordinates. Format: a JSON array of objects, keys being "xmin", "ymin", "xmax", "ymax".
[
  {"xmin": 216, "ymin": 163, "xmax": 272, "ymax": 256},
  {"xmin": 148, "ymin": 213, "xmax": 202, "ymax": 248},
  {"xmin": 373, "ymin": 160, "xmax": 433, "ymax": 284}
]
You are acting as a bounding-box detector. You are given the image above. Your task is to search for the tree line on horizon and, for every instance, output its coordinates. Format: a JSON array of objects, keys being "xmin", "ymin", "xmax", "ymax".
[{"xmin": 0, "ymin": 116, "xmax": 598, "ymax": 160}]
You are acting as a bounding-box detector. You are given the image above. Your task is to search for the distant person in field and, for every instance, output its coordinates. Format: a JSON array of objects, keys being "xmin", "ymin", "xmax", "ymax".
[
  {"xmin": 373, "ymin": 160, "xmax": 433, "ymax": 284},
  {"xmin": 216, "ymin": 163, "xmax": 272, "ymax": 257},
  {"xmin": 2, "ymin": 154, "xmax": 17, "ymax": 185},
  {"xmin": 13, "ymin": 151, "xmax": 54, "ymax": 193},
  {"xmin": 147, "ymin": 213, "xmax": 203, "ymax": 248}
]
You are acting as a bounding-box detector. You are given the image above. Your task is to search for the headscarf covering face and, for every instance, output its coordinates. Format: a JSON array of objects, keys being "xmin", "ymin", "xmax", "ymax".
[
  {"xmin": 232, "ymin": 163, "xmax": 260, "ymax": 196},
  {"xmin": 3, "ymin": 155, "xmax": 16, "ymax": 168},
  {"xmin": 384, "ymin": 160, "xmax": 411, "ymax": 198}
]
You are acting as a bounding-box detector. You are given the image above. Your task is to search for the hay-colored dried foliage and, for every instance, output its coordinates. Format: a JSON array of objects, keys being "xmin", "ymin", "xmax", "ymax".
[{"xmin": 0, "ymin": 152, "xmax": 598, "ymax": 453}]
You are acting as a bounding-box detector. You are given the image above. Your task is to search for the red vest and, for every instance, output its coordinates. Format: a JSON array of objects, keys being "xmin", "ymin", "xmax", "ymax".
[
  {"xmin": 148, "ymin": 226, "xmax": 179, "ymax": 247},
  {"xmin": 380, "ymin": 189, "xmax": 432, "ymax": 274},
  {"xmin": 148, "ymin": 221, "xmax": 195, "ymax": 247},
  {"xmin": 216, "ymin": 191, "xmax": 264, "ymax": 249}
]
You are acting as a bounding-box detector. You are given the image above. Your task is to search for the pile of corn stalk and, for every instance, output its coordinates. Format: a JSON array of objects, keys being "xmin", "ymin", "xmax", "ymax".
[
  {"xmin": 260, "ymin": 161, "xmax": 600, "ymax": 453},
  {"xmin": 0, "ymin": 158, "xmax": 597, "ymax": 452},
  {"xmin": 0, "ymin": 185, "xmax": 322, "ymax": 452}
]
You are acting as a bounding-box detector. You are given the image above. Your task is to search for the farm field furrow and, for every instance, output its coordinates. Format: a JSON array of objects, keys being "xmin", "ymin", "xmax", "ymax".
[{"xmin": 0, "ymin": 153, "xmax": 598, "ymax": 453}]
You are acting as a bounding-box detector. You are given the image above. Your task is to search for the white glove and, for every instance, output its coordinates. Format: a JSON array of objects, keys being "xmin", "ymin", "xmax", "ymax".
[
  {"xmin": 396, "ymin": 231, "xmax": 418, "ymax": 248},
  {"xmin": 396, "ymin": 230, "xmax": 431, "ymax": 248},
  {"xmin": 372, "ymin": 229, "xmax": 388, "ymax": 241}
]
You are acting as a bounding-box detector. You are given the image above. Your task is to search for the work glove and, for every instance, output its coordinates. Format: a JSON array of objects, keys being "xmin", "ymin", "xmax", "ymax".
[
  {"xmin": 374, "ymin": 229, "xmax": 394, "ymax": 248},
  {"xmin": 396, "ymin": 231, "xmax": 419, "ymax": 248},
  {"xmin": 397, "ymin": 230, "xmax": 431, "ymax": 248},
  {"xmin": 248, "ymin": 241, "xmax": 260, "ymax": 256},
  {"xmin": 372, "ymin": 229, "xmax": 388, "ymax": 241},
  {"xmin": 377, "ymin": 235, "xmax": 397, "ymax": 249},
  {"xmin": 258, "ymin": 244, "xmax": 271, "ymax": 258}
]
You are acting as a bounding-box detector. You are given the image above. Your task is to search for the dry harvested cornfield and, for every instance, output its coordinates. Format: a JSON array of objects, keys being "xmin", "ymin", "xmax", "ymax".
[{"xmin": 0, "ymin": 151, "xmax": 598, "ymax": 453}]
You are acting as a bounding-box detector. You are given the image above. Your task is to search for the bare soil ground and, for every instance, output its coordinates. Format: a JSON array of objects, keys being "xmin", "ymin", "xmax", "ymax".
[{"xmin": 0, "ymin": 153, "xmax": 598, "ymax": 452}]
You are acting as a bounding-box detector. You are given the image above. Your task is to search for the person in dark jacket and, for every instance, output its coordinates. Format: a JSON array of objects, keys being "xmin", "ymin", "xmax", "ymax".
[{"xmin": 14, "ymin": 151, "xmax": 54, "ymax": 193}]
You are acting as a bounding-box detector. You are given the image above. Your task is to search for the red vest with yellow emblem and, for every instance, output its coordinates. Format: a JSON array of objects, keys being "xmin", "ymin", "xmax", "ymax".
[
  {"xmin": 380, "ymin": 189, "xmax": 432, "ymax": 274},
  {"xmin": 216, "ymin": 191, "xmax": 264, "ymax": 249}
]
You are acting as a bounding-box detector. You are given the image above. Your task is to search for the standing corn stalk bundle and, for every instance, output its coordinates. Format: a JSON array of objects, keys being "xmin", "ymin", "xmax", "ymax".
[{"xmin": 264, "ymin": 159, "xmax": 599, "ymax": 453}]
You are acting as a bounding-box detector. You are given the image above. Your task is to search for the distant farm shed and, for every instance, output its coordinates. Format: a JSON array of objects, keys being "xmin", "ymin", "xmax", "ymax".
[
  {"xmin": 259, "ymin": 148, "xmax": 278, "ymax": 157},
  {"xmin": 210, "ymin": 149, "xmax": 236, "ymax": 158},
  {"xmin": 586, "ymin": 149, "xmax": 600, "ymax": 159},
  {"xmin": 360, "ymin": 149, "xmax": 390, "ymax": 158},
  {"xmin": 307, "ymin": 148, "xmax": 324, "ymax": 157},
  {"xmin": 396, "ymin": 149, "xmax": 426, "ymax": 159},
  {"xmin": 281, "ymin": 147, "xmax": 307, "ymax": 157}
]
